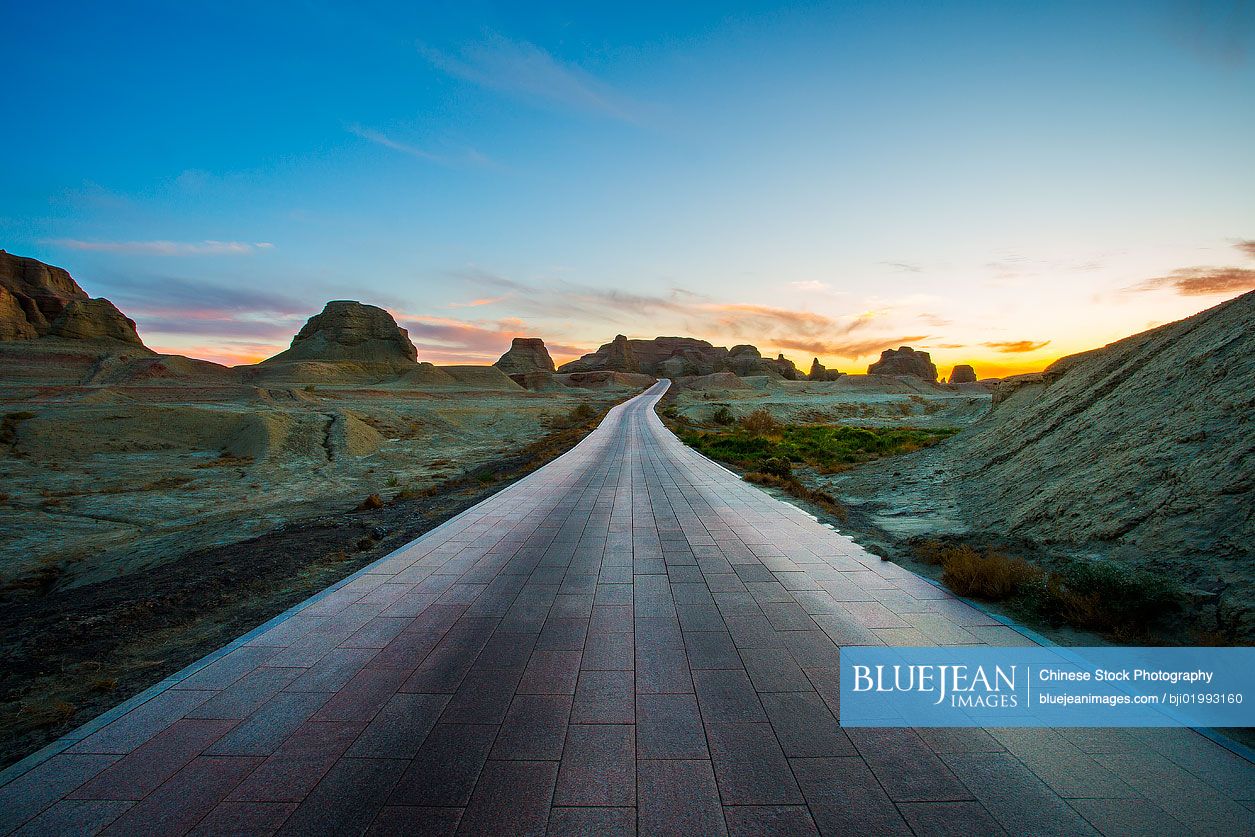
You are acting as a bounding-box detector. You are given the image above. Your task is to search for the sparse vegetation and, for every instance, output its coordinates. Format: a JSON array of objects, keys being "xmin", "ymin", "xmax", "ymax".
[
  {"xmin": 1027, "ymin": 560, "xmax": 1181, "ymax": 639},
  {"xmin": 547, "ymin": 402, "xmax": 598, "ymax": 429},
  {"xmin": 711, "ymin": 405, "xmax": 735, "ymax": 425},
  {"xmin": 744, "ymin": 471, "xmax": 849, "ymax": 522},
  {"xmin": 911, "ymin": 538, "xmax": 1183, "ymax": 640},
  {"xmin": 357, "ymin": 493, "xmax": 384, "ymax": 510},
  {"xmin": 676, "ymin": 420, "xmax": 957, "ymax": 475},
  {"xmin": 914, "ymin": 541, "xmax": 1041, "ymax": 601}
]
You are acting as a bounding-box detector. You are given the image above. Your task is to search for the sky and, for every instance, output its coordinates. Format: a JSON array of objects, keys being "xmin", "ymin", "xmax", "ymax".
[{"xmin": 3, "ymin": 0, "xmax": 1253, "ymax": 376}]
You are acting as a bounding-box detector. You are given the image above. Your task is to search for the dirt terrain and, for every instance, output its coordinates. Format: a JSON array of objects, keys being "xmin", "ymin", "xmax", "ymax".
[
  {"xmin": 0, "ymin": 341, "xmax": 637, "ymax": 592},
  {"xmin": 0, "ymin": 351, "xmax": 638, "ymax": 767}
]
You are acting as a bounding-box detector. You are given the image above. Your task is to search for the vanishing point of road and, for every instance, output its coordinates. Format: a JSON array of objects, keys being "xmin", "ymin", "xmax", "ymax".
[{"xmin": 1, "ymin": 381, "xmax": 1251, "ymax": 835}]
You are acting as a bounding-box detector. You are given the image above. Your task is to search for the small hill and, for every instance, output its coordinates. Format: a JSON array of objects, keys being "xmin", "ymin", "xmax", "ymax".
[
  {"xmin": 261, "ymin": 301, "xmax": 417, "ymax": 367},
  {"xmin": 495, "ymin": 337, "xmax": 555, "ymax": 374}
]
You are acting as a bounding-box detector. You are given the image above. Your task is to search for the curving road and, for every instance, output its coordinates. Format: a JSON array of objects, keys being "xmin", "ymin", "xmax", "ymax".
[{"xmin": 1, "ymin": 381, "xmax": 1251, "ymax": 835}]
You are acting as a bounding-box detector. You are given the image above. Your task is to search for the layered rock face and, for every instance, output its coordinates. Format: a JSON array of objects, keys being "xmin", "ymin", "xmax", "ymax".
[
  {"xmin": 0, "ymin": 251, "xmax": 143, "ymax": 345},
  {"xmin": 949, "ymin": 364, "xmax": 977, "ymax": 384},
  {"xmin": 867, "ymin": 346, "xmax": 938, "ymax": 381},
  {"xmin": 262, "ymin": 301, "xmax": 418, "ymax": 366},
  {"xmin": 559, "ymin": 336, "xmax": 799, "ymax": 378},
  {"xmin": 494, "ymin": 337, "xmax": 556, "ymax": 374}
]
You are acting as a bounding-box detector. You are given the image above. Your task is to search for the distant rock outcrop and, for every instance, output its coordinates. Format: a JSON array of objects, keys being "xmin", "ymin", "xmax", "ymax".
[
  {"xmin": 0, "ymin": 251, "xmax": 143, "ymax": 345},
  {"xmin": 868, "ymin": 346, "xmax": 938, "ymax": 381},
  {"xmin": 494, "ymin": 337, "xmax": 556, "ymax": 374},
  {"xmin": 559, "ymin": 336, "xmax": 799, "ymax": 379},
  {"xmin": 949, "ymin": 364, "xmax": 977, "ymax": 384},
  {"xmin": 808, "ymin": 358, "xmax": 842, "ymax": 381},
  {"xmin": 262, "ymin": 301, "xmax": 417, "ymax": 366}
]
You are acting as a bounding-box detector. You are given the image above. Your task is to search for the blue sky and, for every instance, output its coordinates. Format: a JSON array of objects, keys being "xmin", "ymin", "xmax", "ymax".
[{"xmin": 3, "ymin": 0, "xmax": 1253, "ymax": 372}]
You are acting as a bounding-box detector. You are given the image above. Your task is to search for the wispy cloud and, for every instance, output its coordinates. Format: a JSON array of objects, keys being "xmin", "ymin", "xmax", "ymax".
[
  {"xmin": 449, "ymin": 295, "xmax": 509, "ymax": 308},
  {"xmin": 418, "ymin": 35, "xmax": 641, "ymax": 121},
  {"xmin": 1235, "ymin": 239, "xmax": 1255, "ymax": 259},
  {"xmin": 982, "ymin": 340, "xmax": 1052, "ymax": 353},
  {"xmin": 93, "ymin": 274, "xmax": 309, "ymax": 344},
  {"xmin": 44, "ymin": 239, "xmax": 274, "ymax": 256},
  {"xmin": 451, "ymin": 268, "xmax": 924, "ymax": 362},
  {"xmin": 1167, "ymin": 0, "xmax": 1254, "ymax": 67},
  {"xmin": 1131, "ymin": 266, "xmax": 1255, "ymax": 297},
  {"xmin": 881, "ymin": 261, "xmax": 923, "ymax": 273},
  {"xmin": 347, "ymin": 124, "xmax": 492, "ymax": 167},
  {"xmin": 770, "ymin": 335, "xmax": 928, "ymax": 359},
  {"xmin": 394, "ymin": 312, "xmax": 585, "ymax": 365}
]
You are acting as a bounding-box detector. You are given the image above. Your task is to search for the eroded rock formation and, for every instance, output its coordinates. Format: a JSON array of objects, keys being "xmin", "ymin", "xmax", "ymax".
[
  {"xmin": 949, "ymin": 364, "xmax": 977, "ymax": 384},
  {"xmin": 262, "ymin": 301, "xmax": 418, "ymax": 366},
  {"xmin": 495, "ymin": 337, "xmax": 556, "ymax": 374},
  {"xmin": 559, "ymin": 336, "xmax": 799, "ymax": 378},
  {"xmin": 0, "ymin": 251, "xmax": 143, "ymax": 345},
  {"xmin": 867, "ymin": 346, "xmax": 938, "ymax": 381},
  {"xmin": 808, "ymin": 358, "xmax": 842, "ymax": 381}
]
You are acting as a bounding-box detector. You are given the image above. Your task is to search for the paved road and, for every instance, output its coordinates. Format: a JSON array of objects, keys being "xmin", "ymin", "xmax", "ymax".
[{"xmin": 2, "ymin": 381, "xmax": 1251, "ymax": 835}]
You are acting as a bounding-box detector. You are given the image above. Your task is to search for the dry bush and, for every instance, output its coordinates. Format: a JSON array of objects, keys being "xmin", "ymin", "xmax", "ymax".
[
  {"xmin": 739, "ymin": 408, "xmax": 781, "ymax": 435},
  {"xmin": 744, "ymin": 472, "xmax": 849, "ymax": 522},
  {"xmin": 938, "ymin": 546, "xmax": 1041, "ymax": 601},
  {"xmin": 356, "ymin": 493, "xmax": 384, "ymax": 511}
]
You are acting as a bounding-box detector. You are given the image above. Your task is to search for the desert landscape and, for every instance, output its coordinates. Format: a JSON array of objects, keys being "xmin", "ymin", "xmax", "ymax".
[
  {"xmin": 4, "ymin": 4, "xmax": 1254, "ymax": 830},
  {"xmin": 0, "ymin": 252, "xmax": 655, "ymax": 764},
  {"xmin": 5, "ymin": 248, "xmax": 1250, "ymax": 771}
]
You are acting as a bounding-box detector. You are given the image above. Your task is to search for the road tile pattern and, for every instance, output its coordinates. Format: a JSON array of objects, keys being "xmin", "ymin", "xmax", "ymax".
[{"xmin": 2, "ymin": 382, "xmax": 1252, "ymax": 835}]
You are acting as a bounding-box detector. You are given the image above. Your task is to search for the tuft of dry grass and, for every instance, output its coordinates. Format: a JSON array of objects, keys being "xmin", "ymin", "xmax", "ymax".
[
  {"xmin": 739, "ymin": 408, "xmax": 782, "ymax": 435},
  {"xmin": 744, "ymin": 472, "xmax": 849, "ymax": 522},
  {"xmin": 356, "ymin": 493, "xmax": 384, "ymax": 511},
  {"xmin": 940, "ymin": 547, "xmax": 1041, "ymax": 601},
  {"xmin": 19, "ymin": 699, "xmax": 77, "ymax": 728}
]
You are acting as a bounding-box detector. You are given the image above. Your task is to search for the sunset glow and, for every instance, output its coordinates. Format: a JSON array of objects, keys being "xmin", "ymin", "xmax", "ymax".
[{"xmin": 4, "ymin": 2, "xmax": 1252, "ymax": 374}]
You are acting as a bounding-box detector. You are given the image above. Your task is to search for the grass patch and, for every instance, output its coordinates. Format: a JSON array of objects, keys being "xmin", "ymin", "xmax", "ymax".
[{"xmin": 676, "ymin": 419, "xmax": 956, "ymax": 474}]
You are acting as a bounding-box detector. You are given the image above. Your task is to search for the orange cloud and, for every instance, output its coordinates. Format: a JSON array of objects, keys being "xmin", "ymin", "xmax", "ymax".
[
  {"xmin": 768, "ymin": 335, "xmax": 928, "ymax": 360},
  {"xmin": 982, "ymin": 340, "xmax": 1052, "ymax": 353},
  {"xmin": 1236, "ymin": 240, "xmax": 1255, "ymax": 259},
  {"xmin": 1133, "ymin": 267, "xmax": 1255, "ymax": 297}
]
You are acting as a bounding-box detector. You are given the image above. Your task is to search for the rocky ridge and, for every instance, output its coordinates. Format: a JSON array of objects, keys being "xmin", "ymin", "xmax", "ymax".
[
  {"xmin": 559, "ymin": 335, "xmax": 800, "ymax": 379},
  {"xmin": 0, "ymin": 251, "xmax": 143, "ymax": 345}
]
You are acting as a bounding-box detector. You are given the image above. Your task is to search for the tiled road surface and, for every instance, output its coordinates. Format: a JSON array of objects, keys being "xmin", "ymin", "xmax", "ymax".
[{"xmin": 2, "ymin": 381, "xmax": 1252, "ymax": 835}]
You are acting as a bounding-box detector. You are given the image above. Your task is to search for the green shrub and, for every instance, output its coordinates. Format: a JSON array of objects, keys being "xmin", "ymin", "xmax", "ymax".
[{"xmin": 711, "ymin": 405, "xmax": 735, "ymax": 425}]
